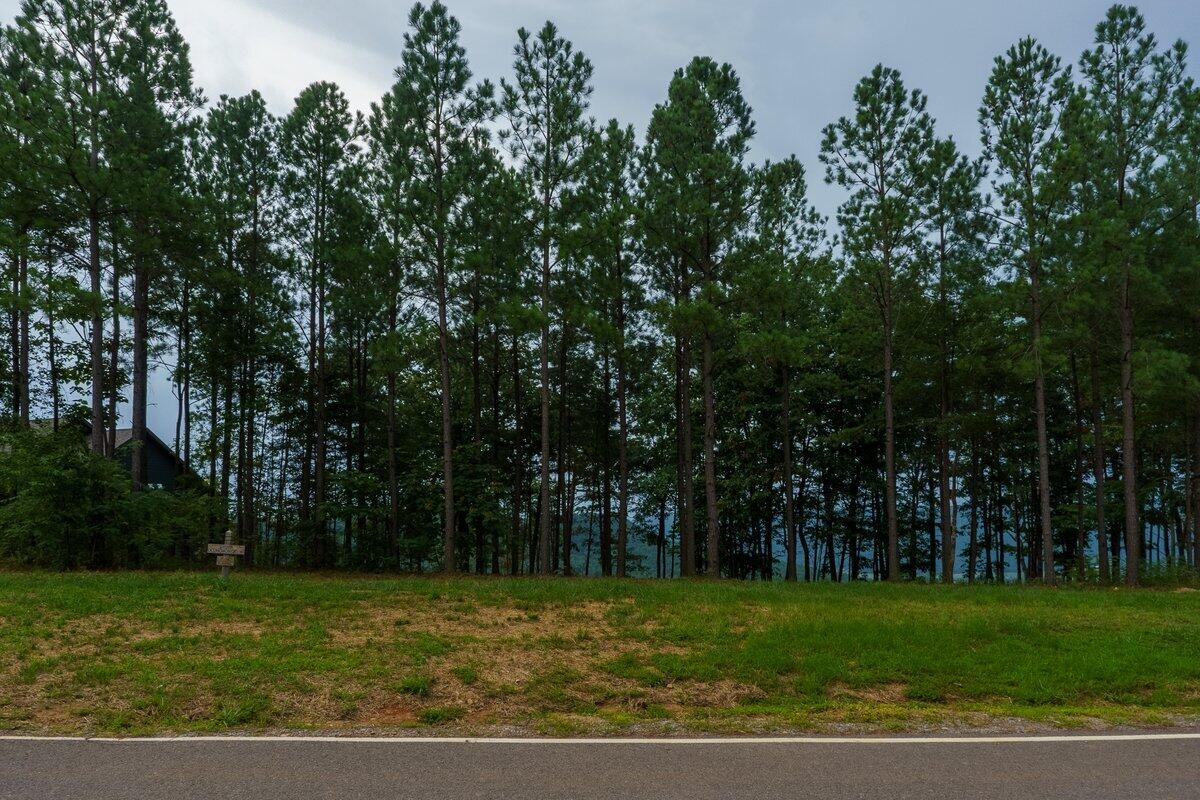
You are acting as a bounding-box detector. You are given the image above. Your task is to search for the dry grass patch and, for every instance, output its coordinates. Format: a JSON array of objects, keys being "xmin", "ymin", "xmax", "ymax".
[{"xmin": 4, "ymin": 571, "xmax": 1200, "ymax": 735}]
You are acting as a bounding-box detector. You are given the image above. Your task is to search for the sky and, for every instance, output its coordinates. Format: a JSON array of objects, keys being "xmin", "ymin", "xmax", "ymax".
[{"xmin": 2, "ymin": 0, "xmax": 1199, "ymax": 437}]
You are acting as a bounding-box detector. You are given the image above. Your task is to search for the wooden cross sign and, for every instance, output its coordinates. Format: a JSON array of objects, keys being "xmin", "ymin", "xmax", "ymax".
[{"xmin": 207, "ymin": 530, "xmax": 245, "ymax": 579}]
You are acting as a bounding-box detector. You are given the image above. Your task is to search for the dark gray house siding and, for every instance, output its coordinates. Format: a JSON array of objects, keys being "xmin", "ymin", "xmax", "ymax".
[{"xmin": 111, "ymin": 429, "xmax": 191, "ymax": 491}]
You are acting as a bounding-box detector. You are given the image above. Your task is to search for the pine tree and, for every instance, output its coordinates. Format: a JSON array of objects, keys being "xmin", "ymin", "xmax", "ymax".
[
  {"xmin": 281, "ymin": 81, "xmax": 360, "ymax": 565},
  {"xmin": 500, "ymin": 21, "xmax": 593, "ymax": 575},
  {"xmin": 107, "ymin": 0, "xmax": 200, "ymax": 492},
  {"xmin": 642, "ymin": 57, "xmax": 755, "ymax": 578},
  {"xmin": 386, "ymin": 0, "xmax": 495, "ymax": 572},
  {"xmin": 915, "ymin": 137, "xmax": 988, "ymax": 582},
  {"xmin": 199, "ymin": 91, "xmax": 287, "ymax": 559},
  {"xmin": 1077, "ymin": 4, "xmax": 1190, "ymax": 586},
  {"xmin": 739, "ymin": 157, "xmax": 825, "ymax": 581},
  {"xmin": 573, "ymin": 119, "xmax": 641, "ymax": 575},
  {"xmin": 980, "ymin": 38, "xmax": 1075, "ymax": 583},
  {"xmin": 821, "ymin": 64, "xmax": 933, "ymax": 581}
]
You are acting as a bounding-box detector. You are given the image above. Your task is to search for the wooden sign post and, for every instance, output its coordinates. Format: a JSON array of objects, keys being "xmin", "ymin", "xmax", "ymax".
[{"xmin": 207, "ymin": 529, "xmax": 245, "ymax": 579}]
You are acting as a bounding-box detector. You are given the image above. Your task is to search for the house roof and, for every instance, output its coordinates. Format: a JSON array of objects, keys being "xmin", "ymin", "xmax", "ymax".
[
  {"xmin": 112, "ymin": 427, "xmax": 192, "ymax": 475},
  {"xmin": 31, "ymin": 420, "xmax": 193, "ymax": 476}
]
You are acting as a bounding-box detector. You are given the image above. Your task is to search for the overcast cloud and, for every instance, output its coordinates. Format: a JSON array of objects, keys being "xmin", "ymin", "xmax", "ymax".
[
  {"xmin": 2, "ymin": 0, "xmax": 1198, "ymax": 434},
  {"xmin": 6, "ymin": 1, "xmax": 1197, "ymax": 215}
]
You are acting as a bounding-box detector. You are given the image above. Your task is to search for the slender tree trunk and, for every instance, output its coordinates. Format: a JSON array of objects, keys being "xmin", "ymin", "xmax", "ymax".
[
  {"xmin": 968, "ymin": 441, "xmax": 979, "ymax": 583},
  {"xmin": 510, "ymin": 335, "xmax": 524, "ymax": 576},
  {"xmin": 823, "ymin": 471, "xmax": 837, "ymax": 580},
  {"xmin": 883, "ymin": 293, "xmax": 899, "ymax": 580},
  {"xmin": 47, "ymin": 239, "xmax": 61, "ymax": 430},
  {"xmin": 1119, "ymin": 261, "xmax": 1139, "ymax": 586},
  {"xmin": 1088, "ymin": 345, "xmax": 1111, "ymax": 582},
  {"xmin": 1191, "ymin": 398, "xmax": 1200, "ymax": 570},
  {"xmin": 1070, "ymin": 351, "xmax": 1087, "ymax": 581},
  {"xmin": 174, "ymin": 279, "xmax": 188, "ymax": 459},
  {"xmin": 676, "ymin": 326, "xmax": 696, "ymax": 576},
  {"xmin": 798, "ymin": 435, "xmax": 812, "ymax": 581},
  {"xmin": 782, "ymin": 365, "xmax": 797, "ymax": 582},
  {"xmin": 938, "ymin": 431, "xmax": 953, "ymax": 583},
  {"xmin": 300, "ymin": 264, "xmax": 315, "ymax": 543},
  {"xmin": 9, "ymin": 248, "xmax": 20, "ymax": 420},
  {"xmin": 471, "ymin": 275, "xmax": 484, "ymax": 574},
  {"xmin": 490, "ymin": 327, "xmax": 503, "ymax": 574},
  {"xmin": 13, "ymin": 240, "xmax": 30, "ymax": 425},
  {"xmin": 1029, "ymin": 263, "xmax": 1055, "ymax": 583},
  {"xmin": 600, "ymin": 343, "xmax": 612, "ymax": 576},
  {"xmin": 220, "ymin": 380, "xmax": 234, "ymax": 532},
  {"xmin": 181, "ymin": 290, "xmax": 191, "ymax": 467},
  {"xmin": 537, "ymin": 217, "xmax": 553, "ymax": 575},
  {"xmin": 88, "ymin": 217, "xmax": 104, "ymax": 451},
  {"xmin": 702, "ymin": 331, "xmax": 719, "ymax": 577},
  {"xmin": 207, "ymin": 375, "xmax": 218, "ymax": 538},
  {"xmin": 314, "ymin": 278, "xmax": 328, "ymax": 564},
  {"xmin": 996, "ymin": 473, "xmax": 1006, "ymax": 584},
  {"xmin": 557, "ymin": 324, "xmax": 572, "ymax": 576},
  {"xmin": 130, "ymin": 224, "xmax": 149, "ymax": 492},
  {"xmin": 848, "ymin": 458, "xmax": 861, "ymax": 580},
  {"xmin": 936, "ymin": 232, "xmax": 954, "ymax": 583},
  {"xmin": 437, "ymin": 257, "xmax": 456, "ymax": 572},
  {"xmin": 615, "ymin": 292, "xmax": 630, "ymax": 578},
  {"xmin": 387, "ymin": 299, "xmax": 399, "ymax": 563},
  {"xmin": 107, "ymin": 229, "xmax": 120, "ymax": 456}
]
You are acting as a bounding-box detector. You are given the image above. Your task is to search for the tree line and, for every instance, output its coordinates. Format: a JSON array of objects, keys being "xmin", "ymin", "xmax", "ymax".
[{"xmin": 1, "ymin": 0, "xmax": 1198, "ymax": 583}]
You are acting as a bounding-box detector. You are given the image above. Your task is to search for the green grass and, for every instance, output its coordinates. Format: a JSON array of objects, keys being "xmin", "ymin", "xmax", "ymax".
[{"xmin": 1, "ymin": 570, "xmax": 1199, "ymax": 735}]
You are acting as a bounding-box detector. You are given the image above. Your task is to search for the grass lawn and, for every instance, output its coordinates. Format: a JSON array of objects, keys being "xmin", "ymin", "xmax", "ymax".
[{"xmin": 1, "ymin": 570, "xmax": 1199, "ymax": 736}]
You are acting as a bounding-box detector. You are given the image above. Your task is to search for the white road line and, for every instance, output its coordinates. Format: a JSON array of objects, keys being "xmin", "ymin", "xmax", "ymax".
[{"xmin": 1, "ymin": 733, "xmax": 1199, "ymax": 745}]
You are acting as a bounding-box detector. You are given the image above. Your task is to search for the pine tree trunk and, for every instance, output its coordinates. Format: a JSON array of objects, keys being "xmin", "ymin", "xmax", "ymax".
[
  {"xmin": 437, "ymin": 253, "xmax": 456, "ymax": 573},
  {"xmin": 537, "ymin": 220, "xmax": 553, "ymax": 575},
  {"xmin": 1029, "ymin": 264, "xmax": 1055, "ymax": 583},
  {"xmin": 938, "ymin": 432, "xmax": 953, "ymax": 583},
  {"xmin": 131, "ymin": 239, "xmax": 148, "ymax": 492},
  {"xmin": 315, "ymin": 276, "xmax": 329, "ymax": 564},
  {"xmin": 1191, "ymin": 398, "xmax": 1200, "ymax": 570},
  {"xmin": 556, "ymin": 324, "xmax": 572, "ymax": 576},
  {"xmin": 511, "ymin": 335, "xmax": 525, "ymax": 576},
  {"xmin": 107, "ymin": 231, "xmax": 120, "ymax": 456},
  {"xmin": 968, "ymin": 441, "xmax": 979, "ymax": 584},
  {"xmin": 1089, "ymin": 345, "xmax": 1110, "ymax": 582},
  {"xmin": 1119, "ymin": 262, "xmax": 1139, "ymax": 586},
  {"xmin": 600, "ymin": 343, "xmax": 612, "ymax": 576},
  {"xmin": 88, "ymin": 214, "xmax": 105, "ymax": 452},
  {"xmin": 490, "ymin": 328, "xmax": 503, "ymax": 574},
  {"xmin": 47, "ymin": 239, "xmax": 61, "ymax": 431},
  {"xmin": 702, "ymin": 330, "xmax": 720, "ymax": 578},
  {"xmin": 220, "ymin": 380, "xmax": 234, "ymax": 532},
  {"xmin": 676, "ymin": 328, "xmax": 696, "ymax": 576},
  {"xmin": 615, "ymin": 282, "xmax": 630, "ymax": 578},
  {"xmin": 782, "ymin": 365, "xmax": 797, "ymax": 582},
  {"xmin": 471, "ymin": 278, "xmax": 483, "ymax": 574},
  {"xmin": 883, "ymin": 293, "xmax": 899, "ymax": 580},
  {"xmin": 387, "ymin": 299, "xmax": 399, "ymax": 563},
  {"xmin": 1070, "ymin": 351, "xmax": 1087, "ymax": 581},
  {"xmin": 15, "ymin": 240, "xmax": 30, "ymax": 425}
]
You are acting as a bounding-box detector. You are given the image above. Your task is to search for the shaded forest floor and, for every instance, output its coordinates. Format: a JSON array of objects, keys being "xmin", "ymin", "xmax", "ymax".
[{"xmin": 2, "ymin": 571, "xmax": 1200, "ymax": 736}]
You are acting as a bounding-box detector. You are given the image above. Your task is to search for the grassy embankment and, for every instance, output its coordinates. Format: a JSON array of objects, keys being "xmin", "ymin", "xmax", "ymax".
[{"xmin": 1, "ymin": 570, "xmax": 1198, "ymax": 735}]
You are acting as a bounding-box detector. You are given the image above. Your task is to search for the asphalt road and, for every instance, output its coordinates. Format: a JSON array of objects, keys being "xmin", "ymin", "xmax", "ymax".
[{"xmin": 2, "ymin": 735, "xmax": 1198, "ymax": 800}]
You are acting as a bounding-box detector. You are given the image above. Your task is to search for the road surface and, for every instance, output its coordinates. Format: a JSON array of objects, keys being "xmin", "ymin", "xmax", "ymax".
[{"xmin": 2, "ymin": 734, "xmax": 1197, "ymax": 799}]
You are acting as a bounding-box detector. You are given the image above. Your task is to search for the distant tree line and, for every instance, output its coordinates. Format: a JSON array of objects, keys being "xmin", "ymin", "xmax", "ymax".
[{"xmin": 1, "ymin": 1, "xmax": 1198, "ymax": 582}]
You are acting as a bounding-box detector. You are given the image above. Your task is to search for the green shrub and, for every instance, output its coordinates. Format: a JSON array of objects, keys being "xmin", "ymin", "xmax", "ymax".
[{"xmin": 0, "ymin": 427, "xmax": 211, "ymax": 569}]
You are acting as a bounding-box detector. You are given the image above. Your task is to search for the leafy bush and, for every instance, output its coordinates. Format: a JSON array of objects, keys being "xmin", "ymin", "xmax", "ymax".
[{"xmin": 0, "ymin": 427, "xmax": 210, "ymax": 569}]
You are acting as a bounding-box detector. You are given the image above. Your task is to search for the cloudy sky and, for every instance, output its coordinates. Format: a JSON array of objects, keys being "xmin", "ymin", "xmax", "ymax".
[
  {"xmin": 134, "ymin": 2, "xmax": 1200, "ymax": 204},
  {"xmin": 7, "ymin": 0, "xmax": 1198, "ymax": 214},
  {"xmin": 2, "ymin": 0, "xmax": 1198, "ymax": 433}
]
